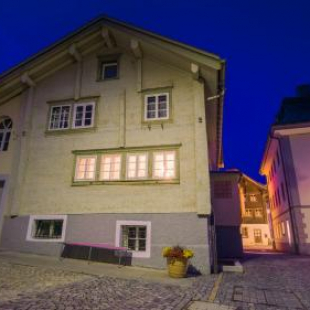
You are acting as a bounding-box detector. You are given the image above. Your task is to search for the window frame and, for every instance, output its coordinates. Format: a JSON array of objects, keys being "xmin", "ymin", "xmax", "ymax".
[
  {"xmin": 0, "ymin": 117, "xmax": 12, "ymax": 151},
  {"xmin": 115, "ymin": 220, "xmax": 151, "ymax": 258},
  {"xmin": 97, "ymin": 54, "xmax": 120, "ymax": 81},
  {"xmin": 26, "ymin": 215, "xmax": 67, "ymax": 242},
  {"xmin": 152, "ymin": 150, "xmax": 176, "ymax": 180},
  {"xmin": 72, "ymin": 102, "xmax": 96, "ymax": 129},
  {"xmin": 126, "ymin": 152, "xmax": 149, "ymax": 180},
  {"xmin": 99, "ymin": 153, "xmax": 122, "ymax": 181},
  {"xmin": 144, "ymin": 93, "xmax": 170, "ymax": 121},
  {"xmin": 74, "ymin": 155, "xmax": 97, "ymax": 182}
]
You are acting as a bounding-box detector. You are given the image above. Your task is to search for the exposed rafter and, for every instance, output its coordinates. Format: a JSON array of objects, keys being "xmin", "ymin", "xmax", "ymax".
[
  {"xmin": 130, "ymin": 39, "xmax": 142, "ymax": 58},
  {"xmin": 20, "ymin": 72, "xmax": 36, "ymax": 87},
  {"xmin": 68, "ymin": 44, "xmax": 82, "ymax": 62},
  {"xmin": 191, "ymin": 63, "xmax": 200, "ymax": 80},
  {"xmin": 101, "ymin": 27, "xmax": 116, "ymax": 48}
]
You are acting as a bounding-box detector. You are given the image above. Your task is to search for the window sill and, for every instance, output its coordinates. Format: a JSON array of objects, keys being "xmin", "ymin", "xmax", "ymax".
[
  {"xmin": 45, "ymin": 127, "xmax": 97, "ymax": 136},
  {"xmin": 72, "ymin": 179, "xmax": 180, "ymax": 186}
]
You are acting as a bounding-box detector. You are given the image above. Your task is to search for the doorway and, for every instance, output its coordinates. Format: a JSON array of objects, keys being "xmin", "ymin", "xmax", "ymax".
[{"xmin": 254, "ymin": 229, "xmax": 262, "ymax": 244}]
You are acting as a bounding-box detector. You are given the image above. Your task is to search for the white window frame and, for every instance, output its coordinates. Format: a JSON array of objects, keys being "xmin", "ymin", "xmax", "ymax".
[
  {"xmin": 144, "ymin": 93, "xmax": 170, "ymax": 121},
  {"xmin": 26, "ymin": 215, "xmax": 67, "ymax": 242},
  {"xmin": 48, "ymin": 105, "xmax": 71, "ymax": 131},
  {"xmin": 72, "ymin": 102, "xmax": 96, "ymax": 129},
  {"xmin": 74, "ymin": 155, "xmax": 97, "ymax": 182},
  {"xmin": 99, "ymin": 154, "xmax": 122, "ymax": 181},
  {"xmin": 152, "ymin": 150, "xmax": 176, "ymax": 180},
  {"xmin": 101, "ymin": 61, "xmax": 118, "ymax": 80},
  {"xmin": 126, "ymin": 153, "xmax": 148, "ymax": 180},
  {"xmin": 115, "ymin": 220, "xmax": 151, "ymax": 258}
]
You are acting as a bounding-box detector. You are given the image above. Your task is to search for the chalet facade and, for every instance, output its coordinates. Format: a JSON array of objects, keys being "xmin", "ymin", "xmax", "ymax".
[{"xmin": 0, "ymin": 17, "xmax": 225, "ymax": 272}]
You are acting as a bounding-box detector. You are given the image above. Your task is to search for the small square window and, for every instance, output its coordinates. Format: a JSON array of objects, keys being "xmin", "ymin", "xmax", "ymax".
[{"xmin": 99, "ymin": 60, "xmax": 118, "ymax": 80}]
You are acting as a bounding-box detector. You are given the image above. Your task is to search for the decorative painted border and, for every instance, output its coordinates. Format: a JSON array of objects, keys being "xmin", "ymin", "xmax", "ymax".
[
  {"xmin": 26, "ymin": 214, "xmax": 68, "ymax": 243},
  {"xmin": 115, "ymin": 220, "xmax": 151, "ymax": 258}
]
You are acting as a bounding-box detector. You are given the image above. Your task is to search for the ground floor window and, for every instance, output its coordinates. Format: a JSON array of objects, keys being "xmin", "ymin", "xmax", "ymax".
[
  {"xmin": 241, "ymin": 227, "xmax": 249, "ymax": 238},
  {"xmin": 26, "ymin": 215, "xmax": 67, "ymax": 242},
  {"xmin": 115, "ymin": 220, "xmax": 151, "ymax": 258}
]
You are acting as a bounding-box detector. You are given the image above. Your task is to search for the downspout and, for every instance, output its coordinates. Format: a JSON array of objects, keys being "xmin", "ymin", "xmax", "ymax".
[{"xmin": 270, "ymin": 134, "xmax": 299, "ymax": 254}]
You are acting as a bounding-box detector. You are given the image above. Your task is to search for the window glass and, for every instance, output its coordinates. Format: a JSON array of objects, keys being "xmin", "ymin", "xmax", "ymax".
[
  {"xmin": 49, "ymin": 106, "xmax": 70, "ymax": 130},
  {"xmin": 100, "ymin": 154, "xmax": 121, "ymax": 180},
  {"xmin": 102, "ymin": 61, "xmax": 118, "ymax": 79},
  {"xmin": 153, "ymin": 151, "xmax": 176, "ymax": 179},
  {"xmin": 33, "ymin": 220, "xmax": 63, "ymax": 239},
  {"xmin": 127, "ymin": 153, "xmax": 148, "ymax": 179},
  {"xmin": 73, "ymin": 103, "xmax": 95, "ymax": 128},
  {"xmin": 0, "ymin": 117, "xmax": 12, "ymax": 151},
  {"xmin": 121, "ymin": 226, "xmax": 147, "ymax": 251},
  {"xmin": 145, "ymin": 93, "xmax": 169, "ymax": 120},
  {"xmin": 75, "ymin": 156, "xmax": 96, "ymax": 181}
]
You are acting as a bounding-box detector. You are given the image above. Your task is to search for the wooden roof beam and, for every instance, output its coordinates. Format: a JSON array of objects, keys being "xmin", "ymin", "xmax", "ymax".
[
  {"xmin": 20, "ymin": 72, "xmax": 36, "ymax": 87},
  {"xmin": 68, "ymin": 44, "xmax": 82, "ymax": 62},
  {"xmin": 130, "ymin": 39, "xmax": 142, "ymax": 58},
  {"xmin": 101, "ymin": 27, "xmax": 116, "ymax": 48},
  {"xmin": 191, "ymin": 63, "xmax": 200, "ymax": 80}
]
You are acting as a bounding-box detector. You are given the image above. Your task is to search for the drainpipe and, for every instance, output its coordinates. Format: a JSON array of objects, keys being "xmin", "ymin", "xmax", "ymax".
[{"xmin": 270, "ymin": 134, "xmax": 299, "ymax": 254}]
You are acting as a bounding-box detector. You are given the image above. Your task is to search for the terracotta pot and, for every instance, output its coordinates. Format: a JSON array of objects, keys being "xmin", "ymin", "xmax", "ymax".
[{"xmin": 167, "ymin": 257, "xmax": 188, "ymax": 278}]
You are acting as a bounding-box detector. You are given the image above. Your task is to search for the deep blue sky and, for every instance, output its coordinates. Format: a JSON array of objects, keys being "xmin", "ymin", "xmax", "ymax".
[{"xmin": 1, "ymin": 1, "xmax": 310, "ymax": 183}]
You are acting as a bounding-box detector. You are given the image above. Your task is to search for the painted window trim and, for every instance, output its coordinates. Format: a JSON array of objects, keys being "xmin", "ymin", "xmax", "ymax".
[
  {"xmin": 26, "ymin": 215, "xmax": 68, "ymax": 243},
  {"xmin": 115, "ymin": 220, "xmax": 151, "ymax": 258},
  {"xmin": 126, "ymin": 152, "xmax": 149, "ymax": 180},
  {"xmin": 0, "ymin": 117, "xmax": 13, "ymax": 151},
  {"xmin": 144, "ymin": 93, "xmax": 170, "ymax": 121},
  {"xmin": 48, "ymin": 104, "xmax": 71, "ymax": 131},
  {"xmin": 72, "ymin": 102, "xmax": 96, "ymax": 129}
]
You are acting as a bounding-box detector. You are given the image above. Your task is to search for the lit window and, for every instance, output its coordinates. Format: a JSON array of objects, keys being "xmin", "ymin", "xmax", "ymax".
[
  {"xmin": 73, "ymin": 102, "xmax": 95, "ymax": 128},
  {"xmin": 49, "ymin": 106, "xmax": 70, "ymax": 130},
  {"xmin": 255, "ymin": 209, "xmax": 263, "ymax": 217},
  {"xmin": 101, "ymin": 61, "xmax": 118, "ymax": 80},
  {"xmin": 241, "ymin": 227, "xmax": 248, "ymax": 238},
  {"xmin": 145, "ymin": 93, "xmax": 169, "ymax": 120},
  {"xmin": 75, "ymin": 156, "xmax": 97, "ymax": 181},
  {"xmin": 100, "ymin": 154, "xmax": 121, "ymax": 181},
  {"xmin": 127, "ymin": 153, "xmax": 148, "ymax": 179},
  {"xmin": 153, "ymin": 151, "xmax": 176, "ymax": 179},
  {"xmin": 0, "ymin": 117, "xmax": 12, "ymax": 151},
  {"xmin": 245, "ymin": 209, "xmax": 253, "ymax": 217},
  {"xmin": 249, "ymin": 194, "xmax": 257, "ymax": 202}
]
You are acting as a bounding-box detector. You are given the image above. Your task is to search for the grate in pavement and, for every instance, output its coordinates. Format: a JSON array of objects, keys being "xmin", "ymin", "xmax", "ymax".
[{"xmin": 233, "ymin": 286, "xmax": 305, "ymax": 309}]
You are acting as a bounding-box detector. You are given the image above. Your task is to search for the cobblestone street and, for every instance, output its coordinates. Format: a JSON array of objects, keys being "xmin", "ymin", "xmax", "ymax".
[{"xmin": 0, "ymin": 252, "xmax": 310, "ymax": 310}]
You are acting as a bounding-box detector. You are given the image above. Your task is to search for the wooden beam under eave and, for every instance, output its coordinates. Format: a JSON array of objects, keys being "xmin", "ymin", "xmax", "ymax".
[
  {"xmin": 191, "ymin": 63, "xmax": 200, "ymax": 80},
  {"xmin": 68, "ymin": 44, "xmax": 82, "ymax": 62},
  {"xmin": 21, "ymin": 72, "xmax": 36, "ymax": 87},
  {"xmin": 101, "ymin": 27, "xmax": 116, "ymax": 48},
  {"xmin": 130, "ymin": 39, "xmax": 142, "ymax": 58}
]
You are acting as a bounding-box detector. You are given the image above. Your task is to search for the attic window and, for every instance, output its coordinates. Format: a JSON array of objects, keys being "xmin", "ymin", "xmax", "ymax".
[{"xmin": 97, "ymin": 56, "xmax": 119, "ymax": 81}]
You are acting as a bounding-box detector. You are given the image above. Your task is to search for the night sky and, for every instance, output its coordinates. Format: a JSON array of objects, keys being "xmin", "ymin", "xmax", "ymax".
[{"xmin": 1, "ymin": 1, "xmax": 310, "ymax": 183}]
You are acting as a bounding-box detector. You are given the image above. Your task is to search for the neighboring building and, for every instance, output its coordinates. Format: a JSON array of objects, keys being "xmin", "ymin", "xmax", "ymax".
[
  {"xmin": 260, "ymin": 85, "xmax": 310, "ymax": 255},
  {"xmin": 0, "ymin": 17, "xmax": 225, "ymax": 272},
  {"xmin": 239, "ymin": 174, "xmax": 272, "ymax": 249},
  {"xmin": 211, "ymin": 171, "xmax": 243, "ymax": 259}
]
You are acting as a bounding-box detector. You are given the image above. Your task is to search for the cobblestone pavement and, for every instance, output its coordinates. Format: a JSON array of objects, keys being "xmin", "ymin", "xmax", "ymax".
[
  {"xmin": 214, "ymin": 253, "xmax": 310, "ymax": 310},
  {"xmin": 0, "ymin": 253, "xmax": 310, "ymax": 310}
]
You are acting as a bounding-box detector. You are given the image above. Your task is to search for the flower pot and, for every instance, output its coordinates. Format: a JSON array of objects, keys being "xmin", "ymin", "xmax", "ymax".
[{"xmin": 167, "ymin": 257, "xmax": 188, "ymax": 278}]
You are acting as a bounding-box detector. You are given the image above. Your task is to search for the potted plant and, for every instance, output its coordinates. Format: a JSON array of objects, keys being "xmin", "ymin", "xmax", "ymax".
[{"xmin": 162, "ymin": 246, "xmax": 194, "ymax": 278}]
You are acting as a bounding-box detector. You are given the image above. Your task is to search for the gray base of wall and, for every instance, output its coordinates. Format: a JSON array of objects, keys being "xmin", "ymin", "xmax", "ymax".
[{"xmin": 0, "ymin": 213, "xmax": 211, "ymax": 273}]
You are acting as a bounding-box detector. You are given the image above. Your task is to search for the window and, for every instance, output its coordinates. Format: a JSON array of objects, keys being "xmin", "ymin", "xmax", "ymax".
[
  {"xmin": 0, "ymin": 117, "xmax": 12, "ymax": 151},
  {"xmin": 255, "ymin": 208, "xmax": 263, "ymax": 218},
  {"xmin": 249, "ymin": 194, "xmax": 257, "ymax": 202},
  {"xmin": 75, "ymin": 156, "xmax": 97, "ymax": 181},
  {"xmin": 48, "ymin": 100, "xmax": 96, "ymax": 131},
  {"xmin": 100, "ymin": 154, "xmax": 121, "ymax": 181},
  {"xmin": 144, "ymin": 93, "xmax": 169, "ymax": 120},
  {"xmin": 241, "ymin": 227, "xmax": 248, "ymax": 238},
  {"xmin": 153, "ymin": 151, "xmax": 176, "ymax": 179},
  {"xmin": 115, "ymin": 220, "xmax": 151, "ymax": 258},
  {"xmin": 49, "ymin": 106, "xmax": 70, "ymax": 130},
  {"xmin": 213, "ymin": 181, "xmax": 232, "ymax": 199},
  {"xmin": 101, "ymin": 60, "xmax": 118, "ymax": 80},
  {"xmin": 126, "ymin": 153, "xmax": 148, "ymax": 179},
  {"xmin": 73, "ymin": 102, "xmax": 95, "ymax": 128},
  {"xmin": 245, "ymin": 209, "xmax": 253, "ymax": 217},
  {"xmin": 26, "ymin": 215, "xmax": 67, "ymax": 242}
]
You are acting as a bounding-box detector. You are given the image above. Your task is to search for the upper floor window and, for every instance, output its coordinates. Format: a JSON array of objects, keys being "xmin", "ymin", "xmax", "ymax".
[
  {"xmin": 245, "ymin": 209, "xmax": 253, "ymax": 217},
  {"xmin": 144, "ymin": 93, "xmax": 169, "ymax": 121},
  {"xmin": 100, "ymin": 154, "xmax": 121, "ymax": 181},
  {"xmin": 213, "ymin": 181, "xmax": 232, "ymax": 199},
  {"xmin": 0, "ymin": 117, "xmax": 12, "ymax": 151},
  {"xmin": 75, "ymin": 155, "xmax": 97, "ymax": 181},
  {"xmin": 153, "ymin": 151, "xmax": 176, "ymax": 179},
  {"xmin": 101, "ymin": 60, "xmax": 118, "ymax": 80},
  {"xmin": 255, "ymin": 208, "xmax": 263, "ymax": 217},
  {"xmin": 249, "ymin": 194, "xmax": 257, "ymax": 202},
  {"xmin": 127, "ymin": 153, "xmax": 148, "ymax": 180},
  {"xmin": 48, "ymin": 100, "xmax": 96, "ymax": 131}
]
